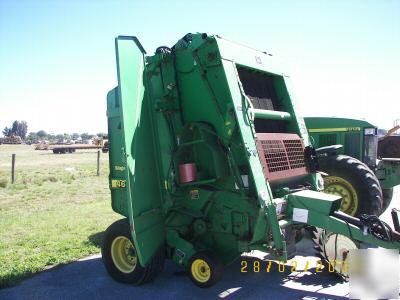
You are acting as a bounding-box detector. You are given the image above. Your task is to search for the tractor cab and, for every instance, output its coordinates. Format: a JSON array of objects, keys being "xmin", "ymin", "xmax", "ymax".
[
  {"xmin": 305, "ymin": 117, "xmax": 400, "ymax": 216},
  {"xmin": 304, "ymin": 117, "xmax": 378, "ymax": 168}
]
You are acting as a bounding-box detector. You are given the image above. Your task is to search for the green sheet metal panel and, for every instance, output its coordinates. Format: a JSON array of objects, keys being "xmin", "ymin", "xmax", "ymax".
[
  {"xmin": 304, "ymin": 117, "xmax": 376, "ymax": 130},
  {"xmin": 304, "ymin": 117, "xmax": 375, "ymax": 160},
  {"xmin": 107, "ymin": 87, "xmax": 129, "ymax": 216},
  {"xmin": 344, "ymin": 132, "xmax": 361, "ymax": 158},
  {"xmin": 112, "ymin": 36, "xmax": 164, "ymax": 266}
]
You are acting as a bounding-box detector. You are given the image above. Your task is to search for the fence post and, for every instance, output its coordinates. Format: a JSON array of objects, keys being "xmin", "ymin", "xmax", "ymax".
[
  {"xmin": 11, "ymin": 154, "xmax": 16, "ymax": 184},
  {"xmin": 97, "ymin": 150, "xmax": 100, "ymax": 176}
]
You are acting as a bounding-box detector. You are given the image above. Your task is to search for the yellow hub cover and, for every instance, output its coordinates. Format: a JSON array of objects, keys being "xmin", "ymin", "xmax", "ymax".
[
  {"xmin": 324, "ymin": 176, "xmax": 358, "ymax": 216},
  {"xmin": 111, "ymin": 236, "xmax": 137, "ymax": 273},
  {"xmin": 191, "ymin": 259, "xmax": 211, "ymax": 283}
]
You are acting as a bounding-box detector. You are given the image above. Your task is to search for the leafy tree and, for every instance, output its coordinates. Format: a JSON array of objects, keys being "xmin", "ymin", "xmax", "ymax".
[
  {"xmin": 97, "ymin": 132, "xmax": 106, "ymax": 138},
  {"xmin": 2, "ymin": 127, "xmax": 11, "ymax": 137},
  {"xmin": 11, "ymin": 121, "xmax": 19, "ymax": 135},
  {"xmin": 26, "ymin": 132, "xmax": 39, "ymax": 143},
  {"xmin": 81, "ymin": 133, "xmax": 94, "ymax": 140},
  {"xmin": 71, "ymin": 133, "xmax": 80, "ymax": 140},
  {"xmin": 17, "ymin": 121, "xmax": 28, "ymax": 139},
  {"xmin": 55, "ymin": 134, "xmax": 64, "ymax": 141},
  {"xmin": 2, "ymin": 121, "xmax": 28, "ymax": 138},
  {"xmin": 37, "ymin": 130, "xmax": 47, "ymax": 138},
  {"xmin": 47, "ymin": 134, "xmax": 56, "ymax": 142}
]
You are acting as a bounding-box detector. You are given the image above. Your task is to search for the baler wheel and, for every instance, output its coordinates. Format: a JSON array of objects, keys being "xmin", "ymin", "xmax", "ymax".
[
  {"xmin": 312, "ymin": 229, "xmax": 359, "ymax": 280},
  {"xmin": 111, "ymin": 236, "xmax": 137, "ymax": 273},
  {"xmin": 188, "ymin": 251, "xmax": 223, "ymax": 288},
  {"xmin": 102, "ymin": 219, "xmax": 165, "ymax": 285},
  {"xmin": 382, "ymin": 188, "xmax": 394, "ymax": 213},
  {"xmin": 319, "ymin": 155, "xmax": 383, "ymax": 216}
]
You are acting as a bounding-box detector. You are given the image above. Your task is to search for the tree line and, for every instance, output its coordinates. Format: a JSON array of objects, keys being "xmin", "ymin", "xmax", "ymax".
[
  {"xmin": 2, "ymin": 121, "xmax": 28, "ymax": 139},
  {"xmin": 2, "ymin": 120, "xmax": 106, "ymax": 143}
]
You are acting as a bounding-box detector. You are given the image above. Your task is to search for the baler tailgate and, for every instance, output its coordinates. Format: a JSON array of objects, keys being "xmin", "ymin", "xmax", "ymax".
[{"xmin": 114, "ymin": 36, "xmax": 164, "ymax": 266}]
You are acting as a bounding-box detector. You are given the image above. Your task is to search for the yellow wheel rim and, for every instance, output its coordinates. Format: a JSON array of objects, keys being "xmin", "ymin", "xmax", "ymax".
[
  {"xmin": 191, "ymin": 259, "xmax": 211, "ymax": 283},
  {"xmin": 111, "ymin": 236, "xmax": 137, "ymax": 273},
  {"xmin": 324, "ymin": 176, "xmax": 358, "ymax": 216}
]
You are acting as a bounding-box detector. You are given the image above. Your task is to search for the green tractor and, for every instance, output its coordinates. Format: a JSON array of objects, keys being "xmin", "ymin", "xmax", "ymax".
[
  {"xmin": 102, "ymin": 33, "xmax": 400, "ymax": 288},
  {"xmin": 305, "ymin": 117, "xmax": 400, "ymax": 216}
]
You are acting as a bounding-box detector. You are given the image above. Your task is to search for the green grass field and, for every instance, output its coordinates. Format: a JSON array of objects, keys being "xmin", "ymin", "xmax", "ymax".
[{"xmin": 0, "ymin": 145, "xmax": 119, "ymax": 288}]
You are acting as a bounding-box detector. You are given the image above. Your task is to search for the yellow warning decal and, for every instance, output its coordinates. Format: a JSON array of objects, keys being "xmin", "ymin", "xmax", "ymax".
[
  {"xmin": 115, "ymin": 165, "xmax": 126, "ymax": 171},
  {"xmin": 111, "ymin": 179, "xmax": 126, "ymax": 188}
]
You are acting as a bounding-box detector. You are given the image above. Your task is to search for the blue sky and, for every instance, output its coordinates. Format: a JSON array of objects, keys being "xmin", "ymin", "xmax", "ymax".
[{"xmin": 1, "ymin": 0, "xmax": 399, "ymax": 135}]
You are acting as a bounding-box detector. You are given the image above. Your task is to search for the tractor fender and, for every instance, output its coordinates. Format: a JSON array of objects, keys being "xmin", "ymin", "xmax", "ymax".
[{"xmin": 315, "ymin": 144, "xmax": 343, "ymax": 157}]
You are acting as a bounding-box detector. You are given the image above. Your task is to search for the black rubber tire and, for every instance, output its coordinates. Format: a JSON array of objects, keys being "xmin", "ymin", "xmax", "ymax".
[
  {"xmin": 382, "ymin": 188, "xmax": 394, "ymax": 213},
  {"xmin": 319, "ymin": 155, "xmax": 383, "ymax": 216},
  {"xmin": 310, "ymin": 227, "xmax": 326, "ymax": 261},
  {"xmin": 187, "ymin": 251, "xmax": 223, "ymax": 288},
  {"xmin": 101, "ymin": 218, "xmax": 165, "ymax": 285}
]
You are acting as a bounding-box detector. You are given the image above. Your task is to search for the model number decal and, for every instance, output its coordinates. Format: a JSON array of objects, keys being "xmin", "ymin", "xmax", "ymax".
[{"xmin": 111, "ymin": 179, "xmax": 126, "ymax": 188}]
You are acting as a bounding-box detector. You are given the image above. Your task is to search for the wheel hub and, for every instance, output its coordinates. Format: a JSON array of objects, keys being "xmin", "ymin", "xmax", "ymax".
[
  {"xmin": 111, "ymin": 236, "xmax": 137, "ymax": 273},
  {"xmin": 191, "ymin": 259, "xmax": 211, "ymax": 283},
  {"xmin": 324, "ymin": 176, "xmax": 358, "ymax": 216},
  {"xmin": 323, "ymin": 233, "xmax": 358, "ymax": 277}
]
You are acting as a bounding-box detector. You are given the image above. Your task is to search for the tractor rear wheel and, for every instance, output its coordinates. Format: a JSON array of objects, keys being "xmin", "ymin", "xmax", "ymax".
[
  {"xmin": 319, "ymin": 155, "xmax": 383, "ymax": 216},
  {"xmin": 102, "ymin": 219, "xmax": 165, "ymax": 285},
  {"xmin": 382, "ymin": 188, "xmax": 394, "ymax": 213},
  {"xmin": 188, "ymin": 251, "xmax": 223, "ymax": 288}
]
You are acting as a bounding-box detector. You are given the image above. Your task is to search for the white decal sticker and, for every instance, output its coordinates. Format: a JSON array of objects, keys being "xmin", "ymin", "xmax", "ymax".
[{"xmin": 293, "ymin": 208, "xmax": 308, "ymax": 223}]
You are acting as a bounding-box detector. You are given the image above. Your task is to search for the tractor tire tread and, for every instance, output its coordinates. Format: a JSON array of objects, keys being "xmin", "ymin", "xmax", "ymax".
[
  {"xmin": 382, "ymin": 188, "xmax": 394, "ymax": 213},
  {"xmin": 319, "ymin": 155, "xmax": 383, "ymax": 216}
]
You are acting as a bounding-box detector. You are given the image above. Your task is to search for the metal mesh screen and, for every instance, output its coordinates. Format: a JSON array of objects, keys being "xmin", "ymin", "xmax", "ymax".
[
  {"xmin": 256, "ymin": 133, "xmax": 308, "ymax": 183},
  {"xmin": 283, "ymin": 139, "xmax": 306, "ymax": 169},
  {"xmin": 260, "ymin": 140, "xmax": 289, "ymax": 172}
]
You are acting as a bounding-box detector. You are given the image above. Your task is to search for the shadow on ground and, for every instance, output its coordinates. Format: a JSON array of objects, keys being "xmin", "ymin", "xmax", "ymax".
[
  {"xmin": 0, "ymin": 252, "xmax": 347, "ymax": 300},
  {"xmin": 87, "ymin": 231, "xmax": 104, "ymax": 248}
]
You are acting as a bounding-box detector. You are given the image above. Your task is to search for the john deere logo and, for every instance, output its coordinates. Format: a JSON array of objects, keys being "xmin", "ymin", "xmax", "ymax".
[
  {"xmin": 345, "ymin": 127, "xmax": 361, "ymax": 132},
  {"xmin": 115, "ymin": 165, "xmax": 125, "ymax": 171}
]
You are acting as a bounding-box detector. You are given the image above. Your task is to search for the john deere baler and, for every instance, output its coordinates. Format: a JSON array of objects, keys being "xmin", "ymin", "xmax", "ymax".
[{"xmin": 102, "ymin": 33, "xmax": 400, "ymax": 287}]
